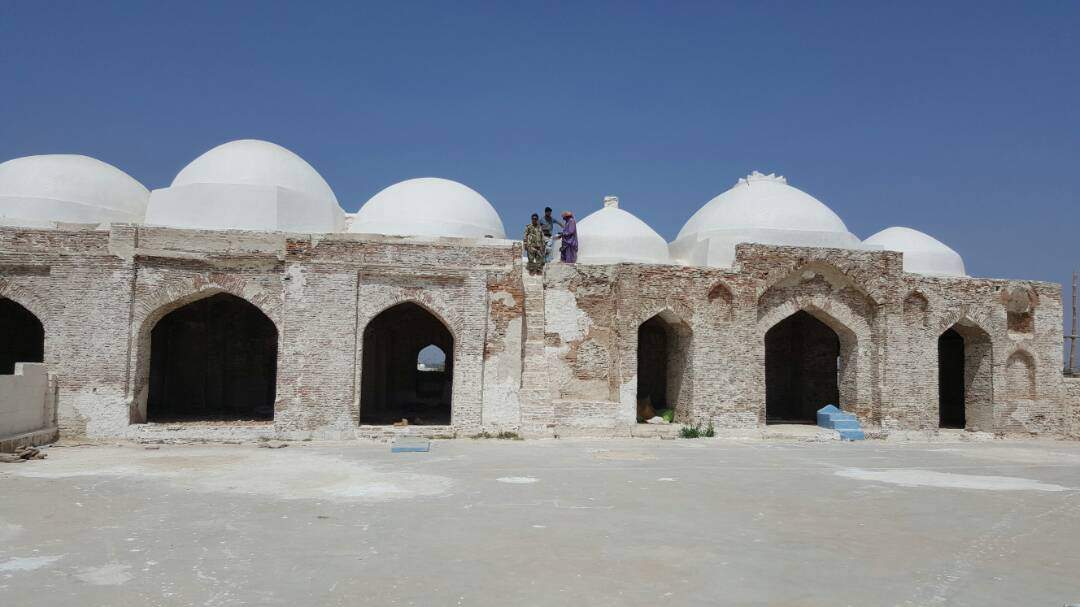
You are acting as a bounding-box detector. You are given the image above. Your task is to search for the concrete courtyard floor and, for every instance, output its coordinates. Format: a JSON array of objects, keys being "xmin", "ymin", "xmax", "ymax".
[{"xmin": 2, "ymin": 437, "xmax": 1079, "ymax": 606}]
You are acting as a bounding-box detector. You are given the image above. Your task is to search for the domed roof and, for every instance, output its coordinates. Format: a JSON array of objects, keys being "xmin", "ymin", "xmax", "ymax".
[
  {"xmin": 172, "ymin": 139, "xmax": 338, "ymax": 209},
  {"xmin": 677, "ymin": 171, "xmax": 853, "ymax": 239},
  {"xmin": 577, "ymin": 196, "xmax": 670, "ymax": 265},
  {"xmin": 864, "ymin": 226, "xmax": 966, "ymax": 277},
  {"xmin": 145, "ymin": 139, "xmax": 345, "ymax": 233},
  {"xmin": 669, "ymin": 171, "xmax": 862, "ymax": 267},
  {"xmin": 0, "ymin": 154, "xmax": 148, "ymax": 227},
  {"xmin": 350, "ymin": 177, "xmax": 506, "ymax": 239}
]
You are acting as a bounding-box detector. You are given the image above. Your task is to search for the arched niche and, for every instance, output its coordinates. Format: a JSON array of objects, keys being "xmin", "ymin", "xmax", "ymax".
[
  {"xmin": 902, "ymin": 291, "xmax": 929, "ymax": 328},
  {"xmin": 1005, "ymin": 350, "xmax": 1036, "ymax": 400}
]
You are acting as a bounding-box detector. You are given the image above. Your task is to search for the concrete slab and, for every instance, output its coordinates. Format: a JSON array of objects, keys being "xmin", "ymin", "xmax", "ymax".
[
  {"xmin": 391, "ymin": 437, "xmax": 431, "ymax": 452},
  {"xmin": 1, "ymin": 438, "xmax": 1079, "ymax": 606}
]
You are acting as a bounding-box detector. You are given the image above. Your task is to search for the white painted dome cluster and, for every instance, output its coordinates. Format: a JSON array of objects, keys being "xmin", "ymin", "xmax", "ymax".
[
  {"xmin": 0, "ymin": 155, "xmax": 148, "ymax": 228},
  {"xmin": 576, "ymin": 196, "xmax": 669, "ymax": 265},
  {"xmin": 350, "ymin": 177, "xmax": 506, "ymax": 239},
  {"xmin": 864, "ymin": 226, "xmax": 966, "ymax": 277},
  {"xmin": 145, "ymin": 139, "xmax": 345, "ymax": 233},
  {"xmin": 0, "ymin": 148, "xmax": 969, "ymax": 277}
]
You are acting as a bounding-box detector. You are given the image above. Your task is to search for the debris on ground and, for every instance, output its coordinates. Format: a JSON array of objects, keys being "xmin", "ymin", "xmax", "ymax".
[
  {"xmin": 636, "ymin": 396, "xmax": 655, "ymax": 422},
  {"xmin": 645, "ymin": 416, "xmax": 669, "ymax": 424},
  {"xmin": 393, "ymin": 418, "xmax": 410, "ymax": 427},
  {"xmin": 0, "ymin": 446, "xmax": 47, "ymax": 463},
  {"xmin": 257, "ymin": 441, "xmax": 289, "ymax": 449}
]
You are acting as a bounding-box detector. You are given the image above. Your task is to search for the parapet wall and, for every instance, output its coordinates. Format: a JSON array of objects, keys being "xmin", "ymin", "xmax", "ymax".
[{"xmin": 0, "ymin": 363, "xmax": 57, "ymax": 451}]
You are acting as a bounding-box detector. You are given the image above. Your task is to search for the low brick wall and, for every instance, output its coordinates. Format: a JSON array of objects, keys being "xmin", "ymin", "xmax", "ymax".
[{"xmin": 0, "ymin": 363, "xmax": 57, "ymax": 451}]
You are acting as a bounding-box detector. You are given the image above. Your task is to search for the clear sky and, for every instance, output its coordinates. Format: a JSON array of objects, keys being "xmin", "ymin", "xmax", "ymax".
[{"xmin": 1, "ymin": 2, "xmax": 1077, "ymax": 333}]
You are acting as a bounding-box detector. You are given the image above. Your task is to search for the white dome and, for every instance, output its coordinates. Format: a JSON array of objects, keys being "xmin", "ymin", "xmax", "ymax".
[
  {"xmin": 0, "ymin": 154, "xmax": 148, "ymax": 228},
  {"xmin": 669, "ymin": 171, "xmax": 862, "ymax": 267},
  {"xmin": 864, "ymin": 226, "xmax": 966, "ymax": 277},
  {"xmin": 577, "ymin": 196, "xmax": 670, "ymax": 265},
  {"xmin": 145, "ymin": 139, "xmax": 345, "ymax": 233},
  {"xmin": 350, "ymin": 177, "xmax": 506, "ymax": 239}
]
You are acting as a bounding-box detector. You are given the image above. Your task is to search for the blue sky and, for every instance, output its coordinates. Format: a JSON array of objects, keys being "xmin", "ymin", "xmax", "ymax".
[{"xmin": 1, "ymin": 1, "xmax": 1077, "ymax": 330}]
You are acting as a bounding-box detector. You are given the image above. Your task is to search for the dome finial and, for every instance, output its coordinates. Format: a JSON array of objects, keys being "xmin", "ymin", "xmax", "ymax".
[
  {"xmin": 737, "ymin": 171, "xmax": 786, "ymax": 187},
  {"xmin": 603, "ymin": 195, "xmax": 619, "ymax": 209}
]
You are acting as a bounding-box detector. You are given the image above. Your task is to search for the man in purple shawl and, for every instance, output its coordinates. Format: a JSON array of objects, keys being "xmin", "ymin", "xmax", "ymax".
[{"xmin": 557, "ymin": 211, "xmax": 578, "ymax": 263}]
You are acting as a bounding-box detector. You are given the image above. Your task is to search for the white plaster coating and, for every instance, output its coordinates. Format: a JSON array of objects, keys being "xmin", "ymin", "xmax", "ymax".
[
  {"xmin": 75, "ymin": 563, "xmax": 133, "ymax": 586},
  {"xmin": 172, "ymin": 140, "xmax": 337, "ymax": 208},
  {"xmin": 670, "ymin": 171, "xmax": 863, "ymax": 267},
  {"xmin": 545, "ymin": 289, "xmax": 591, "ymax": 342},
  {"xmin": 0, "ymin": 154, "xmax": 148, "ymax": 227},
  {"xmin": 0, "ymin": 522, "xmax": 22, "ymax": 542},
  {"xmin": 836, "ymin": 468, "xmax": 1070, "ymax": 491},
  {"xmin": 0, "ymin": 555, "xmax": 63, "ymax": 572},
  {"xmin": 351, "ymin": 177, "xmax": 506, "ymax": 239},
  {"xmin": 864, "ymin": 226, "xmax": 967, "ymax": 277},
  {"xmin": 497, "ymin": 476, "xmax": 539, "ymax": 483},
  {"xmin": 12, "ymin": 447, "xmax": 452, "ymax": 502},
  {"xmin": 482, "ymin": 314, "xmax": 523, "ymax": 428},
  {"xmin": 145, "ymin": 139, "xmax": 345, "ymax": 233},
  {"xmin": 576, "ymin": 197, "xmax": 670, "ymax": 265}
]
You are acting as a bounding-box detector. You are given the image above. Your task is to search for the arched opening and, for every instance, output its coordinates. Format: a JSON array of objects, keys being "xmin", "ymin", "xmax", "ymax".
[
  {"xmin": 147, "ymin": 293, "xmax": 278, "ymax": 422},
  {"xmin": 361, "ymin": 302, "xmax": 453, "ymax": 425},
  {"xmin": 765, "ymin": 310, "xmax": 840, "ymax": 424},
  {"xmin": 937, "ymin": 323, "xmax": 993, "ymax": 430},
  {"xmin": 635, "ymin": 313, "xmax": 691, "ymax": 423},
  {"xmin": 0, "ymin": 298, "xmax": 44, "ymax": 374},
  {"xmin": 417, "ymin": 344, "xmax": 446, "ymax": 371}
]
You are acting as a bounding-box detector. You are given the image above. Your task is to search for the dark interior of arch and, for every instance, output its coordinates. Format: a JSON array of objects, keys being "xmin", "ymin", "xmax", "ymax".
[
  {"xmin": 938, "ymin": 328, "xmax": 966, "ymax": 428},
  {"xmin": 361, "ymin": 302, "xmax": 453, "ymax": 425},
  {"xmin": 765, "ymin": 310, "xmax": 839, "ymax": 423},
  {"xmin": 0, "ymin": 298, "xmax": 44, "ymax": 374},
  {"xmin": 637, "ymin": 315, "xmax": 670, "ymax": 415},
  {"xmin": 148, "ymin": 293, "xmax": 278, "ymax": 422}
]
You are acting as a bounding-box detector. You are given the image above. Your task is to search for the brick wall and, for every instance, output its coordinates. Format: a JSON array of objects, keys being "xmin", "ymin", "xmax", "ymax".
[{"xmin": 0, "ymin": 224, "xmax": 1074, "ymax": 440}]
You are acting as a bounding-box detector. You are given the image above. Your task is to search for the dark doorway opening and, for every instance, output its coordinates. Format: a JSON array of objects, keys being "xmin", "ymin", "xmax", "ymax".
[
  {"xmin": 635, "ymin": 312, "xmax": 692, "ymax": 423},
  {"xmin": 147, "ymin": 293, "xmax": 277, "ymax": 422},
  {"xmin": 765, "ymin": 310, "xmax": 840, "ymax": 424},
  {"xmin": 0, "ymin": 298, "xmax": 44, "ymax": 374},
  {"xmin": 938, "ymin": 328, "xmax": 966, "ymax": 428},
  {"xmin": 360, "ymin": 303, "xmax": 453, "ymax": 425},
  {"xmin": 937, "ymin": 322, "xmax": 994, "ymax": 431},
  {"xmin": 637, "ymin": 315, "xmax": 670, "ymax": 420}
]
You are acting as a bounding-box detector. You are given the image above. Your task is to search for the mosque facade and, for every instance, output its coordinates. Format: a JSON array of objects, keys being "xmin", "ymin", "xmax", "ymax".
[{"xmin": 0, "ymin": 140, "xmax": 1077, "ymax": 441}]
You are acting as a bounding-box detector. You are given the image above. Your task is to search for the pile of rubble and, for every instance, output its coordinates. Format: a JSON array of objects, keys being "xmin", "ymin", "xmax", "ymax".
[{"xmin": 0, "ymin": 445, "xmax": 47, "ymax": 463}]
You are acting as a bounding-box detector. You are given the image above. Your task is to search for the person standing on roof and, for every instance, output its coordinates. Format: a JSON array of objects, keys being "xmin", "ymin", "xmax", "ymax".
[
  {"xmin": 557, "ymin": 210, "xmax": 577, "ymax": 263},
  {"xmin": 540, "ymin": 206, "xmax": 563, "ymax": 263},
  {"xmin": 524, "ymin": 213, "xmax": 545, "ymax": 274}
]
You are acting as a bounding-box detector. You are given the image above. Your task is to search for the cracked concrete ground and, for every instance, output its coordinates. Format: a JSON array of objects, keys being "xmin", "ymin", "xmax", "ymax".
[{"xmin": 1, "ymin": 438, "xmax": 1079, "ymax": 606}]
